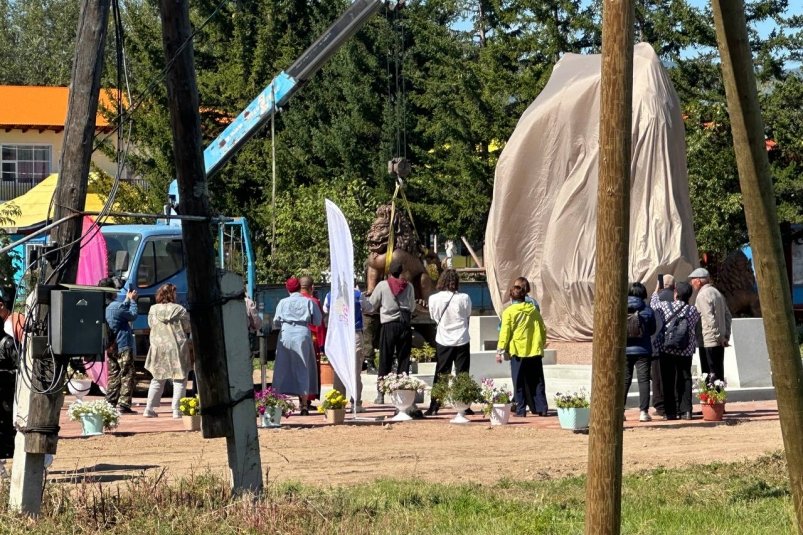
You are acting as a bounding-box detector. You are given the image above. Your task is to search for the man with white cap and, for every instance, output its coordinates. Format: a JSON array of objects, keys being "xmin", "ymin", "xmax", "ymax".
[{"xmin": 688, "ymin": 268, "xmax": 732, "ymax": 385}]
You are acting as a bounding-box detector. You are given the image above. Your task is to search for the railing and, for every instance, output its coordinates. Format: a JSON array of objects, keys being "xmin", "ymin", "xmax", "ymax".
[
  {"xmin": 0, "ymin": 177, "xmax": 149, "ymax": 202},
  {"xmin": 0, "ymin": 181, "xmax": 36, "ymax": 202}
]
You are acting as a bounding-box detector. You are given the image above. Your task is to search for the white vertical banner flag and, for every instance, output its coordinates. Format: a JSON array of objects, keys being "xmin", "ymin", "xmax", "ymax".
[{"xmin": 324, "ymin": 199, "xmax": 356, "ymax": 402}]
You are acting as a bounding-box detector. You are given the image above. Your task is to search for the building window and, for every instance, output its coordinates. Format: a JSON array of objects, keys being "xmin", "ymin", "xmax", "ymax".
[{"xmin": 1, "ymin": 144, "xmax": 52, "ymax": 182}]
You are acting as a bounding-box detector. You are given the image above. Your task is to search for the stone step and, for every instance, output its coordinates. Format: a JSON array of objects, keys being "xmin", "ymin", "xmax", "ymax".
[{"xmin": 352, "ymin": 362, "xmax": 776, "ymax": 409}]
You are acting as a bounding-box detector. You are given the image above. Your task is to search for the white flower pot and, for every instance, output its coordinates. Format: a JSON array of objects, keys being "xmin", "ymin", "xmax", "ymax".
[
  {"xmin": 450, "ymin": 401, "xmax": 471, "ymax": 424},
  {"xmin": 390, "ymin": 389, "xmax": 416, "ymax": 421},
  {"xmin": 68, "ymin": 379, "xmax": 92, "ymax": 399},
  {"xmin": 490, "ymin": 404, "xmax": 511, "ymax": 426},
  {"xmin": 260, "ymin": 407, "xmax": 282, "ymax": 428}
]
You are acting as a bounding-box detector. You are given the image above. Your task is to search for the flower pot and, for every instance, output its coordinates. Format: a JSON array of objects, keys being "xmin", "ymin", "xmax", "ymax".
[
  {"xmin": 320, "ymin": 362, "xmax": 335, "ymax": 385},
  {"xmin": 68, "ymin": 378, "xmax": 92, "ymax": 400},
  {"xmin": 417, "ymin": 362, "xmax": 437, "ymax": 376},
  {"xmin": 490, "ymin": 403, "xmax": 511, "ymax": 426},
  {"xmin": 450, "ymin": 401, "xmax": 471, "ymax": 424},
  {"xmin": 260, "ymin": 407, "xmax": 283, "ymax": 428},
  {"xmin": 701, "ymin": 403, "xmax": 725, "ymax": 422},
  {"xmin": 390, "ymin": 389, "xmax": 416, "ymax": 421},
  {"xmin": 79, "ymin": 413, "xmax": 104, "ymax": 436},
  {"xmin": 326, "ymin": 408, "xmax": 346, "ymax": 424},
  {"xmin": 182, "ymin": 414, "xmax": 201, "ymax": 431},
  {"xmin": 557, "ymin": 407, "xmax": 590, "ymax": 430}
]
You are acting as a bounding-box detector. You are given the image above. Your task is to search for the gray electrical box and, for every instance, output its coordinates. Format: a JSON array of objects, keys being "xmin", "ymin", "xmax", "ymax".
[{"xmin": 50, "ymin": 289, "xmax": 105, "ymax": 357}]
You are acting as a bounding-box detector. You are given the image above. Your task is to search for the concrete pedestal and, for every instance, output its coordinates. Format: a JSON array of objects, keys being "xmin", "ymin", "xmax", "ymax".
[
  {"xmin": 692, "ymin": 318, "xmax": 773, "ymax": 389},
  {"xmin": 468, "ymin": 316, "xmax": 499, "ymax": 352}
]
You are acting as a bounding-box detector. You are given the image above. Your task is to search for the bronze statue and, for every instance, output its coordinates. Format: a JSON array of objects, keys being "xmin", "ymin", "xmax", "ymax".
[
  {"xmin": 364, "ymin": 203, "xmax": 441, "ymax": 309},
  {"xmin": 706, "ymin": 249, "xmax": 761, "ymax": 317}
]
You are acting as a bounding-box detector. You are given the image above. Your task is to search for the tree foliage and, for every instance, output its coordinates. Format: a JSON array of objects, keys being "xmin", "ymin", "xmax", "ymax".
[{"xmin": 2, "ymin": 0, "xmax": 801, "ymax": 279}]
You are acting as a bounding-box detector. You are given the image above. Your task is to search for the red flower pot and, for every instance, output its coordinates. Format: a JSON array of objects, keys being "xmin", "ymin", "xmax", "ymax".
[
  {"xmin": 320, "ymin": 362, "xmax": 335, "ymax": 386},
  {"xmin": 701, "ymin": 403, "xmax": 725, "ymax": 421}
]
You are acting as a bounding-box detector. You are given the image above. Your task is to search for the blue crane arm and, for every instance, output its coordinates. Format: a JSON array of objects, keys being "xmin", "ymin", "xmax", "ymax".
[{"xmin": 203, "ymin": 0, "xmax": 385, "ymax": 178}]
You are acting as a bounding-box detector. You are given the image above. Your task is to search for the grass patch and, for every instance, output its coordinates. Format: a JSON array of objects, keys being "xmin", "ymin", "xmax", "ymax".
[{"xmin": 0, "ymin": 453, "xmax": 797, "ymax": 534}]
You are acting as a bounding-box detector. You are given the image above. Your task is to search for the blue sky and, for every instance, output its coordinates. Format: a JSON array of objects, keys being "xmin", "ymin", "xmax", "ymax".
[{"xmin": 688, "ymin": 0, "xmax": 802, "ymax": 38}]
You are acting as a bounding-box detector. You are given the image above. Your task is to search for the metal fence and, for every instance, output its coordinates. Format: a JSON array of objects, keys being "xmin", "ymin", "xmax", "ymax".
[
  {"xmin": 0, "ymin": 181, "xmax": 35, "ymax": 202},
  {"xmin": 0, "ymin": 177, "xmax": 149, "ymax": 202}
]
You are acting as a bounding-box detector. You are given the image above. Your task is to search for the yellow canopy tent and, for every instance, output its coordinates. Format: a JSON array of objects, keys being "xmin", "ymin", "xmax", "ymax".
[{"xmin": 0, "ymin": 173, "xmax": 113, "ymax": 231}]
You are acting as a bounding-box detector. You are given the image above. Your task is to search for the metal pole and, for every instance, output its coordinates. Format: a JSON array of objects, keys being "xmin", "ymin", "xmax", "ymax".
[
  {"xmin": 0, "ymin": 215, "xmax": 77, "ymax": 256},
  {"xmin": 271, "ymin": 84, "xmax": 277, "ymax": 263}
]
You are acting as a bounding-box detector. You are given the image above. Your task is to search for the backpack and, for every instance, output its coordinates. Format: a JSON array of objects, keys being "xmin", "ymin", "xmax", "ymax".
[
  {"xmin": 626, "ymin": 311, "xmax": 644, "ymax": 338},
  {"xmin": 662, "ymin": 304, "xmax": 690, "ymax": 353}
]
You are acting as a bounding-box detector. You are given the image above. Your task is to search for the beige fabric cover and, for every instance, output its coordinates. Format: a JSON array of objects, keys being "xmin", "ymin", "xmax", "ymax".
[{"xmin": 485, "ymin": 43, "xmax": 698, "ymax": 342}]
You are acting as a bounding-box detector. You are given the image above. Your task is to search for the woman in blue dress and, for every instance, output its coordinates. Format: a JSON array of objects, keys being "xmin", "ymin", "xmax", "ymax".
[{"xmin": 273, "ymin": 277, "xmax": 322, "ymax": 415}]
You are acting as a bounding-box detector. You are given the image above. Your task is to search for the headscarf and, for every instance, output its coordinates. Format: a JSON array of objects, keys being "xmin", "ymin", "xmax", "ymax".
[{"xmin": 285, "ymin": 277, "xmax": 301, "ymax": 293}]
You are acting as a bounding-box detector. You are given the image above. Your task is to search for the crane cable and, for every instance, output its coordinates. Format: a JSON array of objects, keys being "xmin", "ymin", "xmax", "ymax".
[{"xmin": 383, "ymin": 3, "xmax": 419, "ymax": 277}]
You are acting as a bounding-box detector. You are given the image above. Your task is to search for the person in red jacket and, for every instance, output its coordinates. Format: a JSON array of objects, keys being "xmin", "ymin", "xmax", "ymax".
[{"xmin": 300, "ymin": 276, "xmax": 326, "ymax": 402}]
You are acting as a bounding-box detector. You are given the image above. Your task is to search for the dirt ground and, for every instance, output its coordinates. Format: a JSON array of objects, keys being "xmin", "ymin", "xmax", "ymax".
[{"xmin": 42, "ymin": 400, "xmax": 783, "ymax": 488}]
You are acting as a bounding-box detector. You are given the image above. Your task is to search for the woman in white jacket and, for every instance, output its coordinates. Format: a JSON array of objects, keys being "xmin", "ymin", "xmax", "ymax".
[{"xmin": 143, "ymin": 283, "xmax": 192, "ymax": 418}]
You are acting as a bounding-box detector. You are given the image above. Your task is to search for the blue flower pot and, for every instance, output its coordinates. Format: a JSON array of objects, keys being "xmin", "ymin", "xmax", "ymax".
[
  {"xmin": 557, "ymin": 407, "xmax": 590, "ymax": 430},
  {"xmin": 80, "ymin": 414, "xmax": 104, "ymax": 436}
]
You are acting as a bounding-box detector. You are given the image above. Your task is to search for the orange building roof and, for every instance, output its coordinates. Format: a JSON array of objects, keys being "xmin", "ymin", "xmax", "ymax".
[{"xmin": 0, "ymin": 85, "xmax": 121, "ymax": 132}]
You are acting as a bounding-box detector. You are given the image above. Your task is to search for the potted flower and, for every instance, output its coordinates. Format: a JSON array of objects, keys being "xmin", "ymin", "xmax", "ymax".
[
  {"xmin": 67, "ymin": 399, "xmax": 120, "ymax": 436},
  {"xmin": 480, "ymin": 378, "xmax": 514, "ymax": 425},
  {"xmin": 67, "ymin": 367, "xmax": 92, "ymax": 400},
  {"xmin": 554, "ymin": 389, "xmax": 590, "ymax": 430},
  {"xmin": 431, "ymin": 373, "xmax": 482, "ymax": 424},
  {"xmin": 319, "ymin": 354, "xmax": 335, "ymax": 386},
  {"xmin": 318, "ymin": 389, "xmax": 348, "ymax": 424},
  {"xmin": 255, "ymin": 387, "xmax": 296, "ymax": 428},
  {"xmin": 696, "ymin": 374, "xmax": 727, "ymax": 421},
  {"xmin": 410, "ymin": 343, "xmax": 437, "ymax": 375},
  {"xmin": 178, "ymin": 395, "xmax": 202, "ymax": 431},
  {"xmin": 377, "ymin": 373, "xmax": 427, "ymax": 422}
]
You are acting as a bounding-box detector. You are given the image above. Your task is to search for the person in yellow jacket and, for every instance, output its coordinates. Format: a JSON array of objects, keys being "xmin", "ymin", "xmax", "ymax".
[{"xmin": 496, "ymin": 278, "xmax": 549, "ymax": 417}]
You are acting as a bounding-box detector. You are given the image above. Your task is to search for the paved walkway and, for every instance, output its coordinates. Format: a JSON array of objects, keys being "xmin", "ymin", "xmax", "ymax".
[{"xmin": 59, "ymin": 396, "xmax": 780, "ymax": 437}]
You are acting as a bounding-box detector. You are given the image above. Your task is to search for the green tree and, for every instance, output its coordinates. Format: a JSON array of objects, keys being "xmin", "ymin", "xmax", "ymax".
[{"xmin": 0, "ymin": 0, "xmax": 81, "ymax": 85}]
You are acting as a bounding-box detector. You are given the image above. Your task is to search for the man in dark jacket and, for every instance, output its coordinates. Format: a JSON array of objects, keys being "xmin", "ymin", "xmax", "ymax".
[
  {"xmin": 102, "ymin": 280, "xmax": 138, "ymax": 414},
  {"xmin": 624, "ymin": 282, "xmax": 656, "ymax": 422},
  {"xmin": 0, "ymin": 287, "xmax": 21, "ymax": 460}
]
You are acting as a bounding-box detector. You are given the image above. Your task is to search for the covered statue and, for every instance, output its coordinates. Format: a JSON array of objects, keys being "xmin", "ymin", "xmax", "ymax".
[{"xmin": 485, "ymin": 43, "xmax": 698, "ymax": 342}]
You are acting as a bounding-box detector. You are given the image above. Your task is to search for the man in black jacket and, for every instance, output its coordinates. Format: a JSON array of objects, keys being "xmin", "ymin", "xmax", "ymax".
[{"xmin": 0, "ymin": 287, "xmax": 20, "ymax": 460}]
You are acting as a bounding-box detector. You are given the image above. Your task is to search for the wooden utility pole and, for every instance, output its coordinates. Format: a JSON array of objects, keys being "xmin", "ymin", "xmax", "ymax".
[
  {"xmin": 8, "ymin": 0, "xmax": 110, "ymax": 515},
  {"xmin": 158, "ymin": 0, "xmax": 232, "ymax": 438},
  {"xmin": 584, "ymin": 0, "xmax": 634, "ymax": 534},
  {"xmin": 711, "ymin": 2, "xmax": 803, "ymax": 532}
]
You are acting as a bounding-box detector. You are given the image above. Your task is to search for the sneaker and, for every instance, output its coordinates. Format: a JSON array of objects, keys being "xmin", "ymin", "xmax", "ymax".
[
  {"xmin": 351, "ymin": 404, "xmax": 366, "ymax": 413},
  {"xmin": 143, "ymin": 409, "xmax": 158, "ymax": 418},
  {"xmin": 639, "ymin": 411, "xmax": 652, "ymax": 422},
  {"xmin": 118, "ymin": 405, "xmax": 136, "ymax": 414}
]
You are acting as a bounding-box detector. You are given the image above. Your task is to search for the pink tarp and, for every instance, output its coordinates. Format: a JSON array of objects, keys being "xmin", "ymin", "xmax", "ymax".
[{"xmin": 76, "ymin": 216, "xmax": 109, "ymax": 390}]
